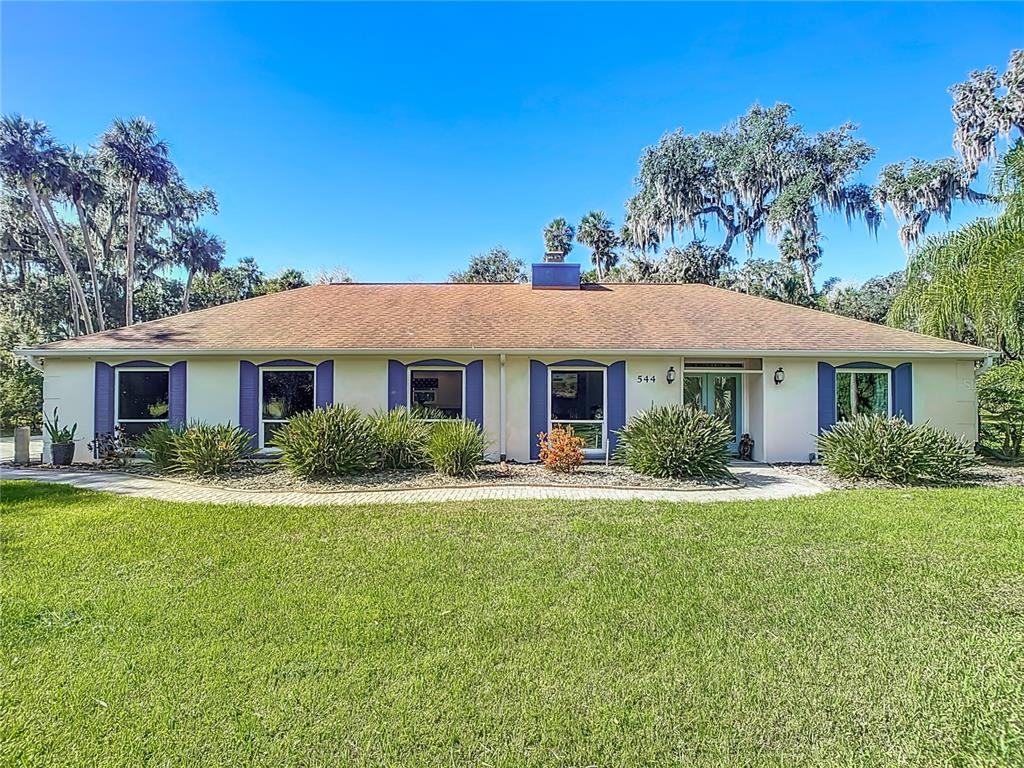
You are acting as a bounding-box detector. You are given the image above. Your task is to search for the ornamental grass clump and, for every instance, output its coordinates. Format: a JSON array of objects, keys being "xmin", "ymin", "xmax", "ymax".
[
  {"xmin": 272, "ymin": 405, "xmax": 377, "ymax": 478},
  {"xmin": 367, "ymin": 407, "xmax": 438, "ymax": 470},
  {"xmin": 135, "ymin": 423, "xmax": 182, "ymax": 470},
  {"xmin": 817, "ymin": 414, "xmax": 978, "ymax": 484},
  {"xmin": 170, "ymin": 422, "xmax": 254, "ymax": 476},
  {"xmin": 426, "ymin": 419, "xmax": 485, "ymax": 477},
  {"xmin": 538, "ymin": 425, "xmax": 586, "ymax": 473},
  {"xmin": 616, "ymin": 404, "xmax": 733, "ymax": 479}
]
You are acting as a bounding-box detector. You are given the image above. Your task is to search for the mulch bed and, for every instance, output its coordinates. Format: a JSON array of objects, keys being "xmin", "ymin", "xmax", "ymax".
[
  {"xmin": 20, "ymin": 461, "xmax": 741, "ymax": 493},
  {"xmin": 775, "ymin": 461, "xmax": 1024, "ymax": 490}
]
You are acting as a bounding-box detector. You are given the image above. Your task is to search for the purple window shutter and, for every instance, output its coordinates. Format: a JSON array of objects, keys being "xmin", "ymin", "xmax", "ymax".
[
  {"xmin": 388, "ymin": 360, "xmax": 406, "ymax": 410},
  {"xmin": 465, "ymin": 360, "xmax": 484, "ymax": 428},
  {"xmin": 169, "ymin": 362, "xmax": 187, "ymax": 427},
  {"xmin": 529, "ymin": 360, "xmax": 547, "ymax": 461},
  {"xmin": 607, "ymin": 361, "xmax": 626, "ymax": 457},
  {"xmin": 239, "ymin": 361, "xmax": 259, "ymax": 448},
  {"xmin": 315, "ymin": 360, "xmax": 334, "ymax": 408},
  {"xmin": 94, "ymin": 362, "xmax": 114, "ymax": 438},
  {"xmin": 893, "ymin": 363, "xmax": 913, "ymax": 421},
  {"xmin": 817, "ymin": 362, "xmax": 836, "ymax": 433}
]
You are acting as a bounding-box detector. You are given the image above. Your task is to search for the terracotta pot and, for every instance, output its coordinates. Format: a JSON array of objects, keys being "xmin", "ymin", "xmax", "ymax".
[{"xmin": 51, "ymin": 442, "xmax": 75, "ymax": 466}]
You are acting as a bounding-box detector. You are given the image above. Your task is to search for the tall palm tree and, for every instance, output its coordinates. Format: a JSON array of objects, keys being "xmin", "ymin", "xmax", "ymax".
[
  {"xmin": 576, "ymin": 211, "xmax": 620, "ymax": 280},
  {"xmin": 62, "ymin": 148, "xmax": 107, "ymax": 329},
  {"xmin": 0, "ymin": 115, "xmax": 95, "ymax": 334},
  {"xmin": 173, "ymin": 226, "xmax": 226, "ymax": 312},
  {"xmin": 98, "ymin": 117, "xmax": 174, "ymax": 326},
  {"xmin": 889, "ymin": 141, "xmax": 1024, "ymax": 358}
]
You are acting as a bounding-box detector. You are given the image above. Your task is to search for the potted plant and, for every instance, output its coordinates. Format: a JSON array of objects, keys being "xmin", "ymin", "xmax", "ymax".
[{"xmin": 44, "ymin": 407, "xmax": 78, "ymax": 466}]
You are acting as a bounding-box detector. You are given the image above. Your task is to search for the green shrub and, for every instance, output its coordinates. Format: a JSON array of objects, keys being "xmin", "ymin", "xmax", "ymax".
[
  {"xmin": 615, "ymin": 404, "xmax": 733, "ymax": 480},
  {"xmin": 135, "ymin": 423, "xmax": 182, "ymax": 470},
  {"xmin": 367, "ymin": 407, "xmax": 437, "ymax": 470},
  {"xmin": 977, "ymin": 360, "xmax": 1024, "ymax": 461},
  {"xmin": 426, "ymin": 419, "xmax": 485, "ymax": 477},
  {"xmin": 272, "ymin": 404, "xmax": 377, "ymax": 478},
  {"xmin": 170, "ymin": 422, "xmax": 254, "ymax": 476},
  {"xmin": 818, "ymin": 414, "xmax": 978, "ymax": 484}
]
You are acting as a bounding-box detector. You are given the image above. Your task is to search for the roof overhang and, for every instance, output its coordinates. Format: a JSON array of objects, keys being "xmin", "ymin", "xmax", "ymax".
[{"xmin": 16, "ymin": 346, "xmax": 996, "ymax": 361}]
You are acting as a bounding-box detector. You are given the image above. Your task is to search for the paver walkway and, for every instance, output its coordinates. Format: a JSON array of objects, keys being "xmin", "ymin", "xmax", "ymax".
[{"xmin": 1, "ymin": 466, "xmax": 827, "ymax": 506}]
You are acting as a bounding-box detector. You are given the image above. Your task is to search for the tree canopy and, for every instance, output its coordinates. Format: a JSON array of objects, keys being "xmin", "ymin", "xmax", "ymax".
[
  {"xmin": 624, "ymin": 103, "xmax": 880, "ymax": 294},
  {"xmin": 449, "ymin": 247, "xmax": 526, "ymax": 283}
]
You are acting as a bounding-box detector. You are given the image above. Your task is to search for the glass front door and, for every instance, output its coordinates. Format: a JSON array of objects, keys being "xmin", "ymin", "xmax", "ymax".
[{"xmin": 683, "ymin": 373, "xmax": 742, "ymax": 451}]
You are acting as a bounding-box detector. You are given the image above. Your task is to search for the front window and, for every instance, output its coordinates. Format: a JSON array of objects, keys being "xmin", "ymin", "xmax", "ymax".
[
  {"xmin": 116, "ymin": 369, "xmax": 169, "ymax": 439},
  {"xmin": 836, "ymin": 370, "xmax": 890, "ymax": 421},
  {"xmin": 261, "ymin": 368, "xmax": 314, "ymax": 446},
  {"xmin": 550, "ymin": 369, "xmax": 605, "ymax": 452},
  {"xmin": 409, "ymin": 369, "xmax": 464, "ymax": 419}
]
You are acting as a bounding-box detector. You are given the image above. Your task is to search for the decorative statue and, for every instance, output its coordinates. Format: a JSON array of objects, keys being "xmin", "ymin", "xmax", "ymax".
[{"xmin": 738, "ymin": 433, "xmax": 755, "ymax": 461}]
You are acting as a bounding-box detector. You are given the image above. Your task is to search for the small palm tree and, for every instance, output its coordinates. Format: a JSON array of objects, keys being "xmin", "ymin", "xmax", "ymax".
[
  {"xmin": 543, "ymin": 217, "xmax": 574, "ymax": 260},
  {"xmin": 99, "ymin": 117, "xmax": 175, "ymax": 325},
  {"xmin": 173, "ymin": 226, "xmax": 226, "ymax": 312},
  {"xmin": 778, "ymin": 229, "xmax": 823, "ymax": 297},
  {"xmin": 577, "ymin": 211, "xmax": 620, "ymax": 280}
]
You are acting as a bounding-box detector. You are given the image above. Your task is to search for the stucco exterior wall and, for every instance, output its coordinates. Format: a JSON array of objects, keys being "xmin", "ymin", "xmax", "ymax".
[
  {"xmin": 187, "ymin": 358, "xmax": 240, "ymax": 426},
  {"xmin": 38, "ymin": 352, "xmax": 981, "ymax": 465},
  {"xmin": 912, "ymin": 358, "xmax": 978, "ymax": 441},
  {"xmin": 762, "ymin": 357, "xmax": 820, "ymax": 462},
  {"xmin": 334, "ymin": 356, "xmax": 388, "ymax": 414},
  {"xmin": 41, "ymin": 357, "xmax": 95, "ymax": 463}
]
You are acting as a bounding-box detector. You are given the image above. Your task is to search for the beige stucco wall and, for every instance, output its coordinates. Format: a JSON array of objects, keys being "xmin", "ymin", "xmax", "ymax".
[
  {"xmin": 40, "ymin": 357, "xmax": 95, "ymax": 463},
  {"xmin": 762, "ymin": 357, "xmax": 820, "ymax": 462},
  {"xmin": 187, "ymin": 358, "xmax": 240, "ymax": 426},
  {"xmin": 912, "ymin": 358, "xmax": 978, "ymax": 442},
  {"xmin": 39, "ymin": 351, "xmax": 981, "ymax": 465}
]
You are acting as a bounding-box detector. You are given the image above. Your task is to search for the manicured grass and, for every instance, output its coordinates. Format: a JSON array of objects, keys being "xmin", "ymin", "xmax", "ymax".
[{"xmin": 2, "ymin": 481, "xmax": 1023, "ymax": 767}]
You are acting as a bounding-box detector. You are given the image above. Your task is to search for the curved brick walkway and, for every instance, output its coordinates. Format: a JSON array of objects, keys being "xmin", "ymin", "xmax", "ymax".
[{"xmin": 1, "ymin": 466, "xmax": 827, "ymax": 506}]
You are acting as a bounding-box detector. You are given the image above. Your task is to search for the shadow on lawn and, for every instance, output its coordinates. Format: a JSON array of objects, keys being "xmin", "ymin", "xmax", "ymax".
[{"xmin": 0, "ymin": 480, "xmax": 97, "ymax": 510}]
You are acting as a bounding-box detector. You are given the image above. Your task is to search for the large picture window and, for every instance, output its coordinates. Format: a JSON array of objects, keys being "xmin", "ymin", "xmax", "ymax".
[
  {"xmin": 116, "ymin": 368, "xmax": 169, "ymax": 439},
  {"xmin": 550, "ymin": 369, "xmax": 605, "ymax": 452},
  {"xmin": 409, "ymin": 369, "xmax": 464, "ymax": 419},
  {"xmin": 261, "ymin": 368, "xmax": 314, "ymax": 446},
  {"xmin": 836, "ymin": 370, "xmax": 890, "ymax": 421}
]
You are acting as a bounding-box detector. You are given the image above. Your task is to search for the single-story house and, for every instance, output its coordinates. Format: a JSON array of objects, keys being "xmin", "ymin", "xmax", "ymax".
[{"xmin": 19, "ymin": 261, "xmax": 991, "ymax": 464}]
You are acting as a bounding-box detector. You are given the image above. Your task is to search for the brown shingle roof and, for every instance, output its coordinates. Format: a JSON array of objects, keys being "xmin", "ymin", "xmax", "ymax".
[{"xmin": 29, "ymin": 283, "xmax": 989, "ymax": 356}]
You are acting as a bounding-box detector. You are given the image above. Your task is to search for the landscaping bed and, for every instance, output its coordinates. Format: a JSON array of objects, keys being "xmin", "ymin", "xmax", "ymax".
[
  {"xmin": 776, "ymin": 460, "xmax": 1024, "ymax": 489},
  {"xmin": 34, "ymin": 460, "xmax": 740, "ymax": 492}
]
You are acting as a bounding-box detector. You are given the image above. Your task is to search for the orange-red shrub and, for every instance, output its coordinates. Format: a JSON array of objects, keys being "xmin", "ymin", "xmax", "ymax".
[{"xmin": 537, "ymin": 426, "xmax": 586, "ymax": 473}]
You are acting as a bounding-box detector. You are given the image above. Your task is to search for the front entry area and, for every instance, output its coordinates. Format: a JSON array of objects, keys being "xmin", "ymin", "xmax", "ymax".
[{"xmin": 683, "ymin": 373, "xmax": 742, "ymax": 452}]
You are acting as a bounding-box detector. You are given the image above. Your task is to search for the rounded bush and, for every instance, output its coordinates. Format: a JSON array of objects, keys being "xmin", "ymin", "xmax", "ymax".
[
  {"xmin": 367, "ymin": 407, "xmax": 436, "ymax": 470},
  {"xmin": 170, "ymin": 422, "xmax": 253, "ymax": 476},
  {"xmin": 426, "ymin": 419, "xmax": 485, "ymax": 477},
  {"xmin": 273, "ymin": 405, "xmax": 377, "ymax": 478},
  {"xmin": 615, "ymin": 404, "xmax": 732, "ymax": 479},
  {"xmin": 817, "ymin": 414, "xmax": 978, "ymax": 484},
  {"xmin": 538, "ymin": 425, "xmax": 585, "ymax": 473}
]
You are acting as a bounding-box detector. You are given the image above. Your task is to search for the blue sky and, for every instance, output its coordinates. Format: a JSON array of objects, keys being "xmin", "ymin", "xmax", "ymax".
[{"xmin": 3, "ymin": 2, "xmax": 1021, "ymax": 284}]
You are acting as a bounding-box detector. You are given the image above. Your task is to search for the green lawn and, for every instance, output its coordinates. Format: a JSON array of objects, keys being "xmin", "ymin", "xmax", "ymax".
[{"xmin": 2, "ymin": 481, "xmax": 1023, "ymax": 767}]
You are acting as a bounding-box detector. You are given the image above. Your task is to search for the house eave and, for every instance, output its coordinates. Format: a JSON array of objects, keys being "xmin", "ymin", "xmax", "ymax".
[{"xmin": 15, "ymin": 346, "xmax": 996, "ymax": 361}]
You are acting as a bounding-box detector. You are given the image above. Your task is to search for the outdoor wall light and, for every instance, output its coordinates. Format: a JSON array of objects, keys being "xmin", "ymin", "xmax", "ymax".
[
  {"xmin": 666, "ymin": 366, "xmax": 676, "ymax": 384},
  {"xmin": 773, "ymin": 367, "xmax": 785, "ymax": 385}
]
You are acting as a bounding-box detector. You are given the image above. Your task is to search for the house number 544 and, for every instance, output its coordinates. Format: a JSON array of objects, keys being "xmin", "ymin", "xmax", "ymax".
[{"xmin": 636, "ymin": 375, "xmax": 658, "ymax": 383}]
